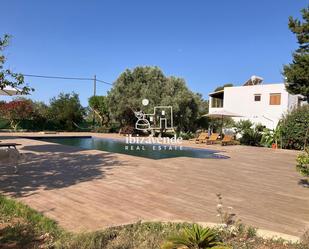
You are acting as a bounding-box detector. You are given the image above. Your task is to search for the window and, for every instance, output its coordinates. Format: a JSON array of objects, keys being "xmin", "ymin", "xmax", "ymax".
[
  {"xmin": 254, "ymin": 94, "xmax": 261, "ymax": 102},
  {"xmin": 298, "ymin": 97, "xmax": 304, "ymax": 107},
  {"xmin": 269, "ymin": 93, "xmax": 281, "ymax": 105},
  {"xmin": 211, "ymin": 97, "xmax": 223, "ymax": 108}
]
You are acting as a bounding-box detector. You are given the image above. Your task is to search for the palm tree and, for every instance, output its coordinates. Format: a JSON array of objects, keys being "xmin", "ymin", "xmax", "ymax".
[{"xmin": 161, "ymin": 224, "xmax": 230, "ymax": 249}]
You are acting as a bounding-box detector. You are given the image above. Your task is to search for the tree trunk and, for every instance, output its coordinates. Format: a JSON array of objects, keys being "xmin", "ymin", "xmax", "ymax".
[
  {"xmin": 10, "ymin": 120, "xmax": 19, "ymax": 131},
  {"xmin": 93, "ymin": 109, "xmax": 103, "ymax": 126}
]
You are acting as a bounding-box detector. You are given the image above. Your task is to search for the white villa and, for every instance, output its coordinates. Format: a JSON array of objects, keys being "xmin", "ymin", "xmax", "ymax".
[{"xmin": 208, "ymin": 76, "xmax": 306, "ymax": 129}]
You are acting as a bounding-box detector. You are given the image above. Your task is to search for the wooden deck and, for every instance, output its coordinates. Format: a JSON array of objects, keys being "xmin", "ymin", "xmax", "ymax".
[{"xmin": 0, "ymin": 133, "xmax": 308, "ymax": 236}]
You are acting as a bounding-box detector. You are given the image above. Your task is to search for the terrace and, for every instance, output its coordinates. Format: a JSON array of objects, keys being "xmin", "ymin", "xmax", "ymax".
[
  {"xmin": 0, "ymin": 132, "xmax": 308, "ymax": 239},
  {"xmin": 209, "ymin": 90, "xmax": 224, "ymax": 110}
]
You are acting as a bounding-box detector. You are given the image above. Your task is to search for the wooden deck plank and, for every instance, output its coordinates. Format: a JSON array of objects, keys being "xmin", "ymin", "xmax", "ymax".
[{"xmin": 0, "ymin": 133, "xmax": 308, "ymax": 236}]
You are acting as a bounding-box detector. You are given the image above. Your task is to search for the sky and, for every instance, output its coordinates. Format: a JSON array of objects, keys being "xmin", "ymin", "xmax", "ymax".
[{"xmin": 0, "ymin": 0, "xmax": 307, "ymax": 106}]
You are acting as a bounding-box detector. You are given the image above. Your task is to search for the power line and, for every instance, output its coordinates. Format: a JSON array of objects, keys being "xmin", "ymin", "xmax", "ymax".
[
  {"xmin": 96, "ymin": 78, "xmax": 113, "ymax": 85},
  {"xmin": 22, "ymin": 74, "xmax": 92, "ymax": 81},
  {"xmin": 22, "ymin": 73, "xmax": 113, "ymax": 85},
  {"xmin": 21, "ymin": 73, "xmax": 112, "ymax": 125}
]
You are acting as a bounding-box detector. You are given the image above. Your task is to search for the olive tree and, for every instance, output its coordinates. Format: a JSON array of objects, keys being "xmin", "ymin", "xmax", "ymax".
[{"xmin": 107, "ymin": 66, "xmax": 207, "ymax": 132}]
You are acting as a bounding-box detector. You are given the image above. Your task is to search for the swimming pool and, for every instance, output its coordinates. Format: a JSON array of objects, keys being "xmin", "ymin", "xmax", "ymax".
[{"xmin": 34, "ymin": 137, "xmax": 228, "ymax": 160}]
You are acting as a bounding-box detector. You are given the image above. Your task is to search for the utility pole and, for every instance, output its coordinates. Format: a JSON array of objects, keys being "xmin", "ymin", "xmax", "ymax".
[
  {"xmin": 92, "ymin": 75, "xmax": 97, "ymax": 127},
  {"xmin": 93, "ymin": 74, "xmax": 96, "ymax": 96}
]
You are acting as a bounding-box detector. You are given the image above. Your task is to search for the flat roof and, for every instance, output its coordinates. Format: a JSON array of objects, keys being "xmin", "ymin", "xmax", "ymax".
[
  {"xmin": 208, "ymin": 89, "xmax": 224, "ymax": 96},
  {"xmin": 208, "ymin": 83, "xmax": 286, "ymax": 96}
]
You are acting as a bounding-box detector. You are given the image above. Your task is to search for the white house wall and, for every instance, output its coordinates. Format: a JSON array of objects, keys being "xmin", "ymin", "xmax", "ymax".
[
  {"xmin": 209, "ymin": 84, "xmax": 297, "ymax": 129},
  {"xmin": 287, "ymin": 93, "xmax": 302, "ymax": 110}
]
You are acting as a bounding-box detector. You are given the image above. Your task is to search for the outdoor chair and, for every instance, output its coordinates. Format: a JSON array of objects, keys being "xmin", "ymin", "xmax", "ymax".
[
  {"xmin": 194, "ymin": 132, "xmax": 209, "ymax": 144},
  {"xmin": 205, "ymin": 133, "xmax": 219, "ymax": 144},
  {"xmin": 0, "ymin": 142, "xmax": 21, "ymax": 149},
  {"xmin": 0, "ymin": 147, "xmax": 23, "ymax": 173},
  {"xmin": 221, "ymin": 135, "xmax": 239, "ymax": 146}
]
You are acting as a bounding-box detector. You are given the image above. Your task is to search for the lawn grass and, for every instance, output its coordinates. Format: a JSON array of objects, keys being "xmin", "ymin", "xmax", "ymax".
[
  {"xmin": 1, "ymin": 194, "xmax": 308, "ymax": 249},
  {"xmin": 0, "ymin": 195, "xmax": 62, "ymax": 235},
  {"xmin": 0, "ymin": 194, "xmax": 65, "ymax": 248}
]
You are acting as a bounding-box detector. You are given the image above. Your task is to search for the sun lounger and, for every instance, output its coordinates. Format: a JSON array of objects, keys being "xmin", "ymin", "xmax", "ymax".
[
  {"xmin": 0, "ymin": 145, "xmax": 22, "ymax": 173},
  {"xmin": 195, "ymin": 132, "xmax": 209, "ymax": 143},
  {"xmin": 0, "ymin": 143, "xmax": 21, "ymax": 149},
  {"xmin": 221, "ymin": 135, "xmax": 239, "ymax": 146},
  {"xmin": 206, "ymin": 133, "xmax": 219, "ymax": 144}
]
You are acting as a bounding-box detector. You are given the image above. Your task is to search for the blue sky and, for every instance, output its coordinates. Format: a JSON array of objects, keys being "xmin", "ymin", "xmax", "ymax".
[{"xmin": 1, "ymin": 0, "xmax": 307, "ymax": 106}]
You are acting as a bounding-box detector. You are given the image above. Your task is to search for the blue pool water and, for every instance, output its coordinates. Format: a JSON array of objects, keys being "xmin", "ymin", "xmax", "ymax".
[{"xmin": 35, "ymin": 137, "xmax": 228, "ymax": 160}]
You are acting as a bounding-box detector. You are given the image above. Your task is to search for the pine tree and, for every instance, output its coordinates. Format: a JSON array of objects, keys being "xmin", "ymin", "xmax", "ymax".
[{"xmin": 283, "ymin": 6, "xmax": 309, "ymax": 103}]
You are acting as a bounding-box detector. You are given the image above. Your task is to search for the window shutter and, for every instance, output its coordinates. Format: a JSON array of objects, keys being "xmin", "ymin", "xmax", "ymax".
[{"xmin": 269, "ymin": 93, "xmax": 281, "ymax": 105}]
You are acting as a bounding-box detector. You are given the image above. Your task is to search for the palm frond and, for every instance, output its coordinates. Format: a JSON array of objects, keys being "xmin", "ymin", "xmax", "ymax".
[{"xmin": 161, "ymin": 224, "xmax": 228, "ymax": 249}]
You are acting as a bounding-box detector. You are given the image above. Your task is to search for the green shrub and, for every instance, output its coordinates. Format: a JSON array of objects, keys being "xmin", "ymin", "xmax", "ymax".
[
  {"xmin": 48, "ymin": 92, "xmax": 85, "ymax": 131},
  {"xmin": 161, "ymin": 224, "xmax": 229, "ymax": 249},
  {"xmin": 281, "ymin": 105, "xmax": 309, "ymax": 150},
  {"xmin": 260, "ymin": 124, "xmax": 282, "ymax": 148},
  {"xmin": 178, "ymin": 131, "xmax": 195, "ymax": 140},
  {"xmin": 0, "ymin": 118, "xmax": 9, "ymax": 129},
  {"xmin": 296, "ymin": 148, "xmax": 309, "ymax": 177},
  {"xmin": 235, "ymin": 120, "xmax": 263, "ymax": 146},
  {"xmin": 260, "ymin": 128, "xmax": 274, "ymax": 147},
  {"xmin": 108, "ymin": 122, "xmax": 121, "ymax": 133},
  {"xmin": 246, "ymin": 226, "xmax": 257, "ymax": 238}
]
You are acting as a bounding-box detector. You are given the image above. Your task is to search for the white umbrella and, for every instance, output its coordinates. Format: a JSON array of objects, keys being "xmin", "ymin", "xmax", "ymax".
[
  {"xmin": 0, "ymin": 86, "xmax": 21, "ymax": 96},
  {"xmin": 203, "ymin": 109, "xmax": 243, "ymax": 118},
  {"xmin": 202, "ymin": 109, "xmax": 243, "ymax": 135}
]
